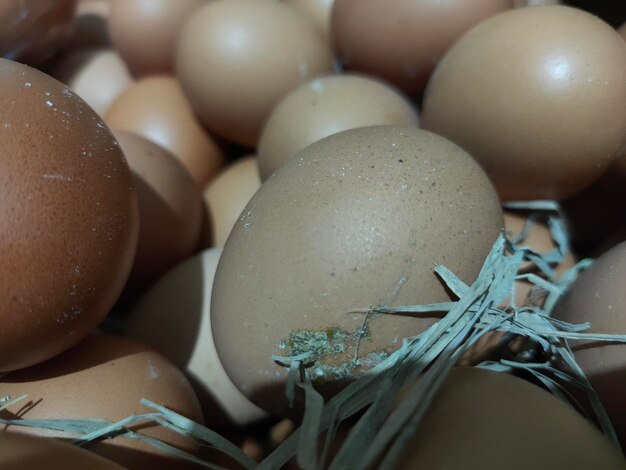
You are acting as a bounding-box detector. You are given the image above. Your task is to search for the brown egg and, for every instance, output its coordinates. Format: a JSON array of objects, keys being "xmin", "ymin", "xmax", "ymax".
[
  {"xmin": 203, "ymin": 157, "xmax": 261, "ymax": 247},
  {"xmin": 124, "ymin": 248, "xmax": 268, "ymax": 426},
  {"xmin": 0, "ymin": 433, "xmax": 123, "ymax": 469},
  {"xmin": 175, "ymin": 0, "xmax": 335, "ymax": 147},
  {"xmin": 422, "ymin": 6, "xmax": 626, "ymax": 201},
  {"xmin": 1, "ymin": 334, "xmax": 204, "ymax": 469},
  {"xmin": 51, "ymin": 49, "xmax": 133, "ymax": 117},
  {"xmin": 105, "ymin": 76, "xmax": 224, "ymax": 186},
  {"xmin": 331, "ymin": 0, "xmax": 513, "ymax": 95},
  {"xmin": 77, "ymin": 0, "xmax": 111, "ymax": 17},
  {"xmin": 553, "ymin": 242, "xmax": 626, "ymax": 447},
  {"xmin": 0, "ymin": 59, "xmax": 138, "ymax": 372},
  {"xmin": 0, "ymin": 0, "xmax": 77, "ymax": 65},
  {"xmin": 113, "ymin": 131, "xmax": 203, "ymax": 291},
  {"xmin": 619, "ymin": 22, "xmax": 626, "ymax": 40},
  {"xmin": 398, "ymin": 368, "xmax": 624, "ymax": 469},
  {"xmin": 212, "ymin": 126, "xmax": 503, "ymax": 414},
  {"xmin": 285, "ymin": 0, "xmax": 335, "ymax": 39},
  {"xmin": 257, "ymin": 74, "xmax": 419, "ymax": 180},
  {"xmin": 514, "ymin": 0, "xmax": 560, "ymax": 6},
  {"xmin": 108, "ymin": 0, "xmax": 207, "ymax": 75}
]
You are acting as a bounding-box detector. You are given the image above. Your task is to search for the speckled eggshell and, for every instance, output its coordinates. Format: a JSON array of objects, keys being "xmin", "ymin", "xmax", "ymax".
[
  {"xmin": 105, "ymin": 75, "xmax": 224, "ymax": 186},
  {"xmin": 175, "ymin": 0, "xmax": 335, "ymax": 147},
  {"xmin": 0, "ymin": 0, "xmax": 77, "ymax": 65},
  {"xmin": 0, "ymin": 433, "xmax": 124, "ymax": 469},
  {"xmin": 0, "ymin": 58, "xmax": 138, "ymax": 372},
  {"xmin": 257, "ymin": 74, "xmax": 419, "ymax": 180},
  {"xmin": 398, "ymin": 368, "xmax": 625, "ymax": 469},
  {"xmin": 331, "ymin": 0, "xmax": 513, "ymax": 95},
  {"xmin": 124, "ymin": 248, "xmax": 268, "ymax": 426},
  {"xmin": 553, "ymin": 241, "xmax": 626, "ymax": 447},
  {"xmin": 422, "ymin": 6, "xmax": 626, "ymax": 201},
  {"xmin": 113, "ymin": 130, "xmax": 203, "ymax": 291},
  {"xmin": 0, "ymin": 334, "xmax": 204, "ymax": 469},
  {"xmin": 211, "ymin": 126, "xmax": 503, "ymax": 414},
  {"xmin": 108, "ymin": 0, "xmax": 207, "ymax": 75},
  {"xmin": 203, "ymin": 157, "xmax": 261, "ymax": 247}
]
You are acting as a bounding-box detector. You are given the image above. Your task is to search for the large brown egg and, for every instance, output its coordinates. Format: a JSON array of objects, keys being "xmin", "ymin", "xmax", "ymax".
[
  {"xmin": 51, "ymin": 49, "xmax": 133, "ymax": 117},
  {"xmin": 422, "ymin": 6, "xmax": 626, "ymax": 201},
  {"xmin": 1, "ymin": 334, "xmax": 204, "ymax": 469},
  {"xmin": 397, "ymin": 368, "xmax": 624, "ymax": 469},
  {"xmin": 203, "ymin": 156, "xmax": 261, "ymax": 247},
  {"xmin": 0, "ymin": 433, "xmax": 123, "ymax": 469},
  {"xmin": 0, "ymin": 0, "xmax": 77, "ymax": 65},
  {"xmin": 175, "ymin": 0, "xmax": 335, "ymax": 147},
  {"xmin": 257, "ymin": 74, "xmax": 419, "ymax": 180},
  {"xmin": 331, "ymin": 0, "xmax": 513, "ymax": 95},
  {"xmin": 105, "ymin": 76, "xmax": 224, "ymax": 186},
  {"xmin": 212, "ymin": 126, "xmax": 503, "ymax": 414},
  {"xmin": 553, "ymin": 242, "xmax": 626, "ymax": 446},
  {"xmin": 113, "ymin": 131, "xmax": 203, "ymax": 291},
  {"xmin": 0, "ymin": 59, "xmax": 138, "ymax": 372},
  {"xmin": 124, "ymin": 248, "xmax": 268, "ymax": 426},
  {"xmin": 108, "ymin": 0, "xmax": 207, "ymax": 75}
]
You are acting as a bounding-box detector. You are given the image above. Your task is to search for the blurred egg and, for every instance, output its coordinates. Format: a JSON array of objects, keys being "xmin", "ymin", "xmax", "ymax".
[
  {"xmin": 175, "ymin": 0, "xmax": 335, "ymax": 147},
  {"xmin": 0, "ymin": 58, "xmax": 138, "ymax": 372},
  {"xmin": 109, "ymin": 0, "xmax": 207, "ymax": 75},
  {"xmin": 124, "ymin": 248, "xmax": 268, "ymax": 426},
  {"xmin": 285, "ymin": 0, "xmax": 335, "ymax": 39},
  {"xmin": 77, "ymin": 0, "xmax": 111, "ymax": 17},
  {"xmin": 1, "ymin": 334, "xmax": 204, "ymax": 469},
  {"xmin": 105, "ymin": 75, "xmax": 224, "ymax": 186},
  {"xmin": 398, "ymin": 368, "xmax": 624, "ymax": 469},
  {"xmin": 0, "ymin": 0, "xmax": 77, "ymax": 65},
  {"xmin": 114, "ymin": 130, "xmax": 203, "ymax": 291},
  {"xmin": 0, "ymin": 433, "xmax": 123, "ymax": 469},
  {"xmin": 514, "ymin": 0, "xmax": 560, "ymax": 6},
  {"xmin": 422, "ymin": 6, "xmax": 626, "ymax": 201},
  {"xmin": 331, "ymin": 0, "xmax": 513, "ymax": 95},
  {"xmin": 553, "ymin": 241, "xmax": 626, "ymax": 446},
  {"xmin": 257, "ymin": 74, "xmax": 419, "ymax": 180},
  {"xmin": 212, "ymin": 126, "xmax": 503, "ymax": 414},
  {"xmin": 51, "ymin": 49, "xmax": 133, "ymax": 117},
  {"xmin": 63, "ymin": 0, "xmax": 112, "ymax": 53},
  {"xmin": 204, "ymin": 157, "xmax": 261, "ymax": 247}
]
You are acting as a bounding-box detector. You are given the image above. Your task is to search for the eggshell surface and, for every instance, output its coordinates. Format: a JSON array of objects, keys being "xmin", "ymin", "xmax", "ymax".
[
  {"xmin": 114, "ymin": 131, "xmax": 203, "ymax": 291},
  {"xmin": 398, "ymin": 368, "xmax": 625, "ymax": 469},
  {"xmin": 176, "ymin": 0, "xmax": 335, "ymax": 147},
  {"xmin": 125, "ymin": 248, "xmax": 268, "ymax": 426},
  {"xmin": 422, "ymin": 6, "xmax": 626, "ymax": 201},
  {"xmin": 0, "ymin": 433, "xmax": 123, "ymax": 469},
  {"xmin": 212, "ymin": 126, "xmax": 503, "ymax": 414},
  {"xmin": 331, "ymin": 0, "xmax": 513, "ymax": 95},
  {"xmin": 0, "ymin": 58, "xmax": 138, "ymax": 372},
  {"xmin": 285, "ymin": 0, "xmax": 335, "ymax": 39},
  {"xmin": 553, "ymin": 241, "xmax": 626, "ymax": 446},
  {"xmin": 204, "ymin": 157, "xmax": 261, "ymax": 247},
  {"xmin": 257, "ymin": 74, "xmax": 419, "ymax": 180},
  {"xmin": 1, "ymin": 334, "xmax": 204, "ymax": 469},
  {"xmin": 105, "ymin": 76, "xmax": 224, "ymax": 186}
]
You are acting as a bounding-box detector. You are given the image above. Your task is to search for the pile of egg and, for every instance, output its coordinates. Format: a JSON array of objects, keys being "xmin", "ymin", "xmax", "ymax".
[{"xmin": 0, "ymin": 0, "xmax": 624, "ymax": 468}]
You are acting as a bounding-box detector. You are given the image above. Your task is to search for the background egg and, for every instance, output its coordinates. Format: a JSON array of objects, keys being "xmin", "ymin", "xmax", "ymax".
[
  {"xmin": 113, "ymin": 130, "xmax": 203, "ymax": 291},
  {"xmin": 212, "ymin": 126, "xmax": 503, "ymax": 414},
  {"xmin": 422, "ymin": 6, "xmax": 626, "ymax": 201},
  {"xmin": 108, "ymin": 0, "xmax": 207, "ymax": 75},
  {"xmin": 124, "ymin": 248, "xmax": 268, "ymax": 426},
  {"xmin": 398, "ymin": 368, "xmax": 624, "ymax": 469},
  {"xmin": 175, "ymin": 0, "xmax": 335, "ymax": 147},
  {"xmin": 0, "ymin": 334, "xmax": 204, "ymax": 469},
  {"xmin": 203, "ymin": 156, "xmax": 261, "ymax": 247},
  {"xmin": 105, "ymin": 75, "xmax": 224, "ymax": 186},
  {"xmin": 331, "ymin": 0, "xmax": 513, "ymax": 95},
  {"xmin": 0, "ymin": 58, "xmax": 138, "ymax": 372},
  {"xmin": 257, "ymin": 74, "xmax": 419, "ymax": 180},
  {"xmin": 285, "ymin": 0, "xmax": 335, "ymax": 39}
]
